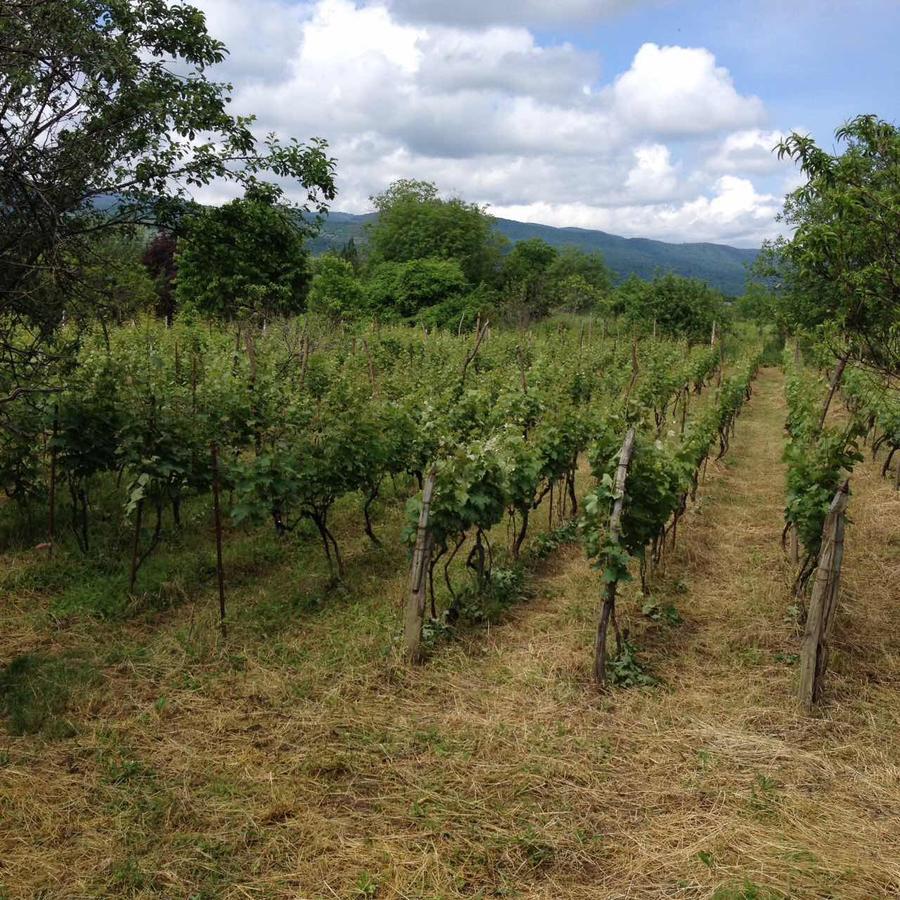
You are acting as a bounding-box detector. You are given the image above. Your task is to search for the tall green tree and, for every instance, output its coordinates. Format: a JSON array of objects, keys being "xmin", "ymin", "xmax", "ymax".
[
  {"xmin": 502, "ymin": 238, "xmax": 558, "ymax": 323},
  {"xmin": 176, "ymin": 184, "xmax": 311, "ymax": 320},
  {"xmin": 622, "ymin": 273, "xmax": 723, "ymax": 342},
  {"xmin": 763, "ymin": 115, "xmax": 899, "ymax": 374},
  {"xmin": 368, "ymin": 180, "xmax": 502, "ymax": 285},
  {"xmin": 308, "ymin": 256, "xmax": 366, "ymax": 322},
  {"xmin": 547, "ymin": 247, "xmax": 613, "ymax": 313},
  {"xmin": 0, "ymin": 0, "xmax": 336, "ymax": 369},
  {"xmin": 366, "ymin": 258, "xmax": 467, "ymax": 320}
]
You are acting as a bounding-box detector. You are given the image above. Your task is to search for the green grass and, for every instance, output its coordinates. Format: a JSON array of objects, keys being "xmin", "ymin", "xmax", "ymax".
[{"xmin": 0, "ymin": 651, "xmax": 100, "ymax": 736}]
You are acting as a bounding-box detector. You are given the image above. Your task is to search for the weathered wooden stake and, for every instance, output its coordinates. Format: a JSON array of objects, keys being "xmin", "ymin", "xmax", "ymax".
[
  {"xmin": 128, "ymin": 499, "xmax": 144, "ymax": 594},
  {"xmin": 594, "ymin": 427, "xmax": 636, "ymax": 685},
  {"xmin": 798, "ymin": 481, "xmax": 850, "ymax": 712},
  {"xmin": 47, "ymin": 406, "xmax": 58, "ymax": 558},
  {"xmin": 404, "ymin": 472, "xmax": 436, "ymax": 663},
  {"xmin": 211, "ymin": 442, "xmax": 227, "ymax": 637}
]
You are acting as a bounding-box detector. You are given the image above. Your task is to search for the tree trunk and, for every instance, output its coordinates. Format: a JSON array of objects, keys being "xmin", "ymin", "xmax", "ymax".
[{"xmin": 816, "ymin": 350, "xmax": 850, "ymax": 434}]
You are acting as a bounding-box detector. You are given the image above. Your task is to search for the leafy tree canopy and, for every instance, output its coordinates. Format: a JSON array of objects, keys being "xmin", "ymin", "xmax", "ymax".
[
  {"xmin": 621, "ymin": 273, "xmax": 723, "ymax": 342},
  {"xmin": 366, "ymin": 258, "xmax": 468, "ymax": 320},
  {"xmin": 548, "ymin": 247, "xmax": 612, "ymax": 297},
  {"xmin": 547, "ymin": 247, "xmax": 612, "ymax": 314},
  {"xmin": 175, "ymin": 184, "xmax": 311, "ymax": 320},
  {"xmin": 0, "ymin": 0, "xmax": 336, "ymax": 338},
  {"xmin": 308, "ymin": 255, "xmax": 366, "ymax": 323},
  {"xmin": 368, "ymin": 180, "xmax": 502, "ymax": 285},
  {"xmin": 142, "ymin": 232, "xmax": 178, "ymax": 324},
  {"xmin": 502, "ymin": 238, "xmax": 558, "ymax": 323},
  {"xmin": 761, "ymin": 115, "xmax": 899, "ymax": 374}
]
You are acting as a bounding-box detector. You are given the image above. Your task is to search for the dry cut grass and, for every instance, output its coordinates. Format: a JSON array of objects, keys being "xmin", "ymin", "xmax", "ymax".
[{"xmin": 1, "ymin": 367, "xmax": 899, "ymax": 899}]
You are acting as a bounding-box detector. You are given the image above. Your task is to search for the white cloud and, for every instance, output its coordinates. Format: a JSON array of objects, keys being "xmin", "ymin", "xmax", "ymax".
[
  {"xmin": 386, "ymin": 0, "xmax": 642, "ymax": 27},
  {"xmin": 607, "ymin": 43, "xmax": 766, "ymax": 135},
  {"xmin": 707, "ymin": 128, "xmax": 788, "ymax": 173},
  {"xmin": 625, "ymin": 144, "xmax": 679, "ymax": 201},
  {"xmin": 418, "ymin": 27, "xmax": 598, "ymax": 103},
  {"xmin": 491, "ymin": 176, "xmax": 782, "ymax": 246},
  {"xmin": 198, "ymin": 0, "xmax": 308, "ymax": 83},
  {"xmin": 190, "ymin": 0, "xmax": 786, "ymax": 246}
]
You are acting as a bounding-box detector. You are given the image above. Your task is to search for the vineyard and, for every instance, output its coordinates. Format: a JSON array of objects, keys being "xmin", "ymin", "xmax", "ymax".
[
  {"xmin": 0, "ymin": 315, "xmax": 898, "ymax": 897},
  {"xmin": 1, "ymin": 3, "xmax": 897, "ymax": 894}
]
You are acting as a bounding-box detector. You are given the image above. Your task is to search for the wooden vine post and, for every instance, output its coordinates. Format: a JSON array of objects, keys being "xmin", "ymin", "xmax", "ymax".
[
  {"xmin": 210, "ymin": 442, "xmax": 227, "ymax": 637},
  {"xmin": 404, "ymin": 471, "xmax": 436, "ymax": 663},
  {"xmin": 594, "ymin": 427, "xmax": 636, "ymax": 685},
  {"xmin": 47, "ymin": 404, "xmax": 58, "ymax": 558},
  {"xmin": 798, "ymin": 480, "xmax": 850, "ymax": 712}
]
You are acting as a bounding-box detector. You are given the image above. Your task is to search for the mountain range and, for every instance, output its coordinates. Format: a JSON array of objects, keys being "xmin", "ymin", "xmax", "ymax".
[{"xmin": 309, "ymin": 211, "xmax": 760, "ymax": 296}]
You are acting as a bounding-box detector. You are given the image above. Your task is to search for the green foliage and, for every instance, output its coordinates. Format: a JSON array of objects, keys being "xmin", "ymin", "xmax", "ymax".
[
  {"xmin": 176, "ymin": 185, "xmax": 311, "ymax": 319},
  {"xmin": 606, "ymin": 640, "xmax": 657, "ymax": 687},
  {"xmin": 620, "ymin": 273, "xmax": 724, "ymax": 342},
  {"xmin": 366, "ymin": 258, "xmax": 468, "ymax": 320},
  {"xmin": 0, "ymin": 312, "xmax": 760, "ymax": 637},
  {"xmin": 547, "ymin": 247, "xmax": 613, "ymax": 313},
  {"xmin": 502, "ymin": 238, "xmax": 558, "ymax": 322},
  {"xmin": 782, "ymin": 350, "xmax": 862, "ymax": 561},
  {"xmin": 763, "ymin": 115, "xmax": 899, "ymax": 374},
  {"xmin": 1, "ymin": 0, "xmax": 335, "ymax": 337},
  {"xmin": 843, "ymin": 367, "xmax": 900, "ymax": 466},
  {"xmin": 368, "ymin": 180, "xmax": 501, "ymax": 285},
  {"xmin": 77, "ymin": 232, "xmax": 158, "ymax": 324},
  {"xmin": 308, "ymin": 255, "xmax": 366, "ymax": 322},
  {"xmin": 582, "ymin": 350, "xmax": 759, "ymax": 612}
]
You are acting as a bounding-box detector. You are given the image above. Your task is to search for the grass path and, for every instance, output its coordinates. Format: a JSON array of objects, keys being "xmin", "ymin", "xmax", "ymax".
[{"xmin": 2, "ymin": 367, "xmax": 900, "ymax": 899}]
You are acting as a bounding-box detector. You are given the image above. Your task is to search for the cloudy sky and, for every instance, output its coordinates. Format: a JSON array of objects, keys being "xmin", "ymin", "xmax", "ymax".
[{"xmin": 192, "ymin": 0, "xmax": 899, "ymax": 247}]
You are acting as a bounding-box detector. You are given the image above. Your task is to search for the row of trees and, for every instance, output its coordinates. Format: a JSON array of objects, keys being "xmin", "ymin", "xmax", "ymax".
[{"xmin": 71, "ymin": 176, "xmax": 728, "ymax": 337}]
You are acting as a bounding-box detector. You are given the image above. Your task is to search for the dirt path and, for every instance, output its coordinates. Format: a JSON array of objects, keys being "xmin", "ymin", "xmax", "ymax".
[{"xmin": 3, "ymin": 367, "xmax": 900, "ymax": 899}]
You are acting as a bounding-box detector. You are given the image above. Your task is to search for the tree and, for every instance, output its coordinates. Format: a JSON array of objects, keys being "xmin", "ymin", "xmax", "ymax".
[
  {"xmin": 0, "ymin": 0, "xmax": 336, "ymax": 354},
  {"xmin": 366, "ymin": 258, "xmax": 467, "ymax": 320},
  {"xmin": 368, "ymin": 180, "xmax": 502, "ymax": 285},
  {"xmin": 502, "ymin": 238, "xmax": 558, "ymax": 323},
  {"xmin": 764, "ymin": 115, "xmax": 899, "ymax": 375},
  {"xmin": 338, "ymin": 238, "xmax": 362, "ymax": 273},
  {"xmin": 622, "ymin": 273, "xmax": 723, "ymax": 342},
  {"xmin": 548, "ymin": 247, "xmax": 612, "ymax": 306},
  {"xmin": 736, "ymin": 282, "xmax": 778, "ymax": 328},
  {"xmin": 308, "ymin": 256, "xmax": 366, "ymax": 322},
  {"xmin": 142, "ymin": 232, "xmax": 178, "ymax": 325},
  {"xmin": 553, "ymin": 275, "xmax": 605, "ymax": 315},
  {"xmin": 175, "ymin": 184, "xmax": 311, "ymax": 319},
  {"xmin": 79, "ymin": 232, "xmax": 158, "ymax": 325}
]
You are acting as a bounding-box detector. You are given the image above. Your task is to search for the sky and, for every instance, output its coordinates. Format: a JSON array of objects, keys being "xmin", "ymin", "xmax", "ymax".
[{"xmin": 191, "ymin": 0, "xmax": 899, "ymax": 247}]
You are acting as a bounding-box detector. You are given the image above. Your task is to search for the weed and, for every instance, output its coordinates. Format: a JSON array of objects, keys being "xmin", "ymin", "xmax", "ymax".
[
  {"xmin": 450, "ymin": 565, "xmax": 528, "ymax": 625},
  {"xmin": 354, "ymin": 872, "xmax": 379, "ymax": 898},
  {"xmin": 642, "ymin": 597, "xmax": 683, "ymax": 625},
  {"xmin": 530, "ymin": 520, "xmax": 579, "ymax": 560},
  {"xmin": 748, "ymin": 773, "xmax": 781, "ymax": 820},
  {"xmin": 607, "ymin": 640, "xmax": 657, "ymax": 688},
  {"xmin": 712, "ymin": 879, "xmax": 785, "ymax": 899}
]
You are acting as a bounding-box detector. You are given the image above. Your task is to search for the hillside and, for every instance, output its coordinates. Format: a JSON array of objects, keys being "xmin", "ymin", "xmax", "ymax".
[{"xmin": 309, "ymin": 210, "xmax": 759, "ymax": 295}]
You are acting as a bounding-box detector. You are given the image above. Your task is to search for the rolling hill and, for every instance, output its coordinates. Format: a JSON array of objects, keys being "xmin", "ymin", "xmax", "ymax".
[{"xmin": 308, "ymin": 210, "xmax": 759, "ymax": 295}]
